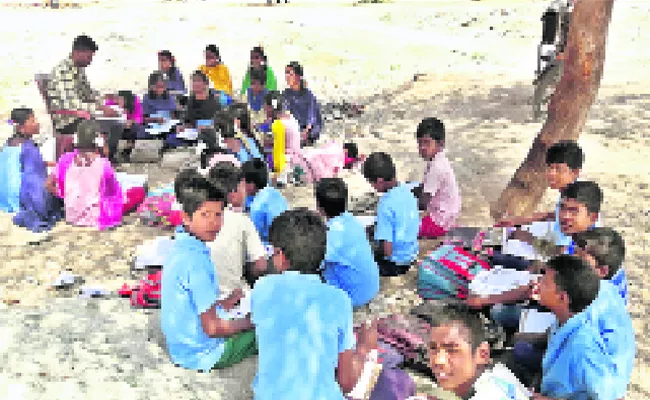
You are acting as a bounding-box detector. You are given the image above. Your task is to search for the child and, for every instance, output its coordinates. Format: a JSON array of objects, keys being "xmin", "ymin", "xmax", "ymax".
[
  {"xmin": 413, "ymin": 117, "xmax": 461, "ymax": 238},
  {"xmin": 206, "ymin": 161, "xmax": 268, "ymax": 290},
  {"xmin": 105, "ymin": 90, "xmax": 144, "ymax": 162},
  {"xmin": 161, "ymin": 169, "xmax": 257, "ymax": 371},
  {"xmin": 3, "ymin": 108, "xmax": 62, "ymax": 232},
  {"xmin": 184, "ymin": 71, "xmax": 219, "ymax": 131},
  {"xmin": 199, "ymin": 44, "xmax": 233, "ymax": 96},
  {"xmin": 362, "ymin": 152, "xmax": 419, "ymax": 276},
  {"xmin": 534, "ymin": 255, "xmax": 618, "ymax": 399},
  {"xmin": 216, "ymin": 109, "xmax": 263, "ymax": 164},
  {"xmin": 407, "ymin": 302, "xmax": 495, "ymax": 400},
  {"xmin": 158, "ymin": 50, "xmax": 186, "ymax": 93},
  {"xmin": 261, "ymin": 91, "xmax": 299, "ymax": 181},
  {"xmin": 48, "ymin": 120, "xmax": 144, "ymax": 230},
  {"xmin": 250, "ymin": 208, "xmax": 377, "ymax": 399},
  {"xmin": 282, "ymin": 62, "xmax": 322, "ymax": 146},
  {"xmin": 229, "ymin": 102, "xmax": 264, "ymax": 158},
  {"xmin": 142, "ymin": 72, "xmax": 177, "ymax": 120},
  {"xmin": 241, "ymin": 158, "xmax": 289, "ymax": 244},
  {"xmin": 316, "ymin": 178, "xmax": 380, "ymax": 307},
  {"xmin": 244, "ymin": 68, "xmax": 269, "ymax": 135},
  {"xmin": 240, "ymin": 46, "xmax": 277, "ymax": 95}
]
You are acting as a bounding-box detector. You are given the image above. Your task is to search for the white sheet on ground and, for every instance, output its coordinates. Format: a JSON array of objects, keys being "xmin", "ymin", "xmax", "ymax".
[
  {"xmin": 469, "ymin": 267, "xmax": 534, "ymax": 296},
  {"xmin": 519, "ymin": 308, "xmax": 557, "ymax": 334}
]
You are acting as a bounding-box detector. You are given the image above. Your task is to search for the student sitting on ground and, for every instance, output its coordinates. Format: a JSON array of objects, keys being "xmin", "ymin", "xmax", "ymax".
[
  {"xmin": 316, "ymin": 178, "xmax": 380, "ymax": 307},
  {"xmin": 46, "ymin": 120, "xmax": 145, "ymax": 230},
  {"xmin": 412, "ymin": 117, "xmax": 461, "ymax": 239},
  {"xmin": 143, "ymin": 72, "xmax": 178, "ymax": 121},
  {"xmin": 405, "ymin": 302, "xmax": 495, "ymax": 400},
  {"xmin": 241, "ymin": 158, "xmax": 289, "ymax": 244},
  {"xmin": 161, "ymin": 169, "xmax": 257, "ymax": 372},
  {"xmin": 176, "ymin": 71, "xmax": 219, "ymax": 141},
  {"xmin": 216, "ymin": 109, "xmax": 263, "ymax": 164},
  {"xmin": 229, "ymin": 103, "xmax": 264, "ymax": 160},
  {"xmin": 283, "ymin": 62, "xmax": 323, "ymax": 146},
  {"xmin": 533, "ymin": 255, "xmax": 618, "ymax": 399},
  {"xmin": 2, "ymin": 108, "xmax": 62, "ymax": 232},
  {"xmin": 157, "ymin": 50, "xmax": 186, "ymax": 93},
  {"xmin": 105, "ymin": 90, "xmax": 145, "ymax": 163},
  {"xmin": 206, "ymin": 161, "xmax": 268, "ymax": 290},
  {"xmin": 243, "ymin": 68, "xmax": 270, "ymax": 132},
  {"xmin": 199, "ymin": 44, "xmax": 233, "ymax": 96},
  {"xmin": 362, "ymin": 152, "xmax": 419, "ymax": 276},
  {"xmin": 240, "ymin": 46, "xmax": 277, "ymax": 95},
  {"xmin": 250, "ymin": 208, "xmax": 378, "ymax": 399}
]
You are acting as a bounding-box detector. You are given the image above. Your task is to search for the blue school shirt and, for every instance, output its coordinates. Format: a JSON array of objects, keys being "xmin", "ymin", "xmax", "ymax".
[
  {"xmin": 247, "ymin": 88, "xmax": 268, "ymax": 112},
  {"xmin": 322, "ymin": 212, "xmax": 380, "ymax": 307},
  {"xmin": 235, "ymin": 137, "xmax": 263, "ymax": 164},
  {"xmin": 160, "ymin": 226, "xmax": 226, "ymax": 371},
  {"xmin": 249, "ymin": 186, "xmax": 289, "ymax": 243},
  {"xmin": 610, "ymin": 268, "xmax": 629, "ymax": 306},
  {"xmin": 251, "ymin": 271, "xmax": 356, "ymax": 400},
  {"xmin": 554, "ymin": 191, "xmax": 602, "ymax": 248},
  {"xmin": 583, "ymin": 280, "xmax": 635, "ymax": 399},
  {"xmin": 375, "ymin": 183, "xmax": 420, "ymax": 265},
  {"xmin": 541, "ymin": 307, "xmax": 619, "ymax": 400}
]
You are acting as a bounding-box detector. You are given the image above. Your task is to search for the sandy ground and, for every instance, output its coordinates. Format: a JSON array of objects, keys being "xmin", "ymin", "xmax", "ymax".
[{"xmin": 0, "ymin": 0, "xmax": 649, "ymax": 398}]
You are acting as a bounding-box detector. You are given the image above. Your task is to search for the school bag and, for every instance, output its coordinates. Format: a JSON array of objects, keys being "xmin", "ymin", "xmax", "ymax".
[
  {"xmin": 0, "ymin": 145, "xmax": 22, "ymax": 213},
  {"xmin": 418, "ymin": 245, "xmax": 490, "ymax": 300}
]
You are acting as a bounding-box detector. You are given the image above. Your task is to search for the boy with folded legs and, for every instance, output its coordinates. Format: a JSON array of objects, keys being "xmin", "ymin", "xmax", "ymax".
[{"xmin": 161, "ymin": 170, "xmax": 257, "ymax": 372}]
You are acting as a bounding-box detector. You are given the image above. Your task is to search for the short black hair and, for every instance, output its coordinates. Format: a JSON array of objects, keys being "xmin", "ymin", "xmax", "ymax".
[
  {"xmin": 414, "ymin": 302, "xmax": 487, "ymax": 352},
  {"xmin": 362, "ymin": 152, "xmax": 396, "ymax": 183},
  {"xmin": 10, "ymin": 108, "xmax": 34, "ymax": 127},
  {"xmin": 546, "ymin": 140, "xmax": 584, "ymax": 170},
  {"xmin": 269, "ymin": 208, "xmax": 327, "ymax": 274},
  {"xmin": 208, "ymin": 161, "xmax": 243, "ymax": 196},
  {"xmin": 147, "ymin": 72, "xmax": 169, "ymax": 99},
  {"xmin": 174, "ymin": 168, "xmax": 202, "ymax": 201},
  {"xmin": 561, "ymin": 181, "xmax": 603, "ymax": 214},
  {"xmin": 191, "ymin": 70, "xmax": 209, "ymax": 85},
  {"xmin": 249, "ymin": 67, "xmax": 267, "ymax": 86},
  {"xmin": 229, "ymin": 102, "xmax": 252, "ymax": 134},
  {"xmin": 242, "ymin": 158, "xmax": 268, "ymax": 190},
  {"xmin": 574, "ymin": 227, "xmax": 626, "ymax": 279},
  {"xmin": 546, "ymin": 255, "xmax": 601, "ymax": 313},
  {"xmin": 214, "ymin": 110, "xmax": 236, "ymax": 139},
  {"xmin": 416, "ymin": 117, "xmax": 445, "ymax": 143},
  {"xmin": 174, "ymin": 169, "xmax": 226, "ymax": 216},
  {"xmin": 205, "ymin": 44, "xmax": 220, "ymax": 58},
  {"xmin": 315, "ymin": 178, "xmax": 348, "ymax": 218},
  {"xmin": 72, "ymin": 35, "xmax": 98, "ymax": 52}
]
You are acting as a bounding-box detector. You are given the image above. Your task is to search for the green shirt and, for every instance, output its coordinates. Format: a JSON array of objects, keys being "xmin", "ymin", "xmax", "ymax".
[{"xmin": 240, "ymin": 66, "xmax": 278, "ymax": 95}]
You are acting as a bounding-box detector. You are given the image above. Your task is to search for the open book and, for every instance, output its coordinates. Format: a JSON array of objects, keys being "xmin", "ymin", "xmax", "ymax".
[
  {"xmin": 471, "ymin": 363, "xmax": 532, "ymax": 399},
  {"xmin": 218, "ymin": 289, "xmax": 251, "ymax": 320}
]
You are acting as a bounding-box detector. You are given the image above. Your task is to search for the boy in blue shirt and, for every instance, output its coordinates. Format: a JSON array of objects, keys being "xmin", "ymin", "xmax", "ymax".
[
  {"xmin": 315, "ymin": 178, "xmax": 380, "ymax": 307},
  {"xmin": 250, "ymin": 208, "xmax": 377, "ymax": 399},
  {"xmin": 534, "ymin": 255, "xmax": 618, "ymax": 399},
  {"xmin": 242, "ymin": 158, "xmax": 289, "ymax": 244},
  {"xmin": 362, "ymin": 152, "xmax": 419, "ymax": 276},
  {"xmin": 161, "ymin": 170, "xmax": 257, "ymax": 372}
]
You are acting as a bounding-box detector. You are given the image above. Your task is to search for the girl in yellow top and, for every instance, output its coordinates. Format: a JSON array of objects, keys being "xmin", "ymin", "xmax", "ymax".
[{"xmin": 199, "ymin": 45, "xmax": 233, "ymax": 96}]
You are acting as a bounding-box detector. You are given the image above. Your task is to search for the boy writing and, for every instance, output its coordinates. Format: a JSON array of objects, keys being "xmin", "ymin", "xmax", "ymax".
[
  {"xmin": 534, "ymin": 255, "xmax": 618, "ymax": 399},
  {"xmin": 250, "ymin": 208, "xmax": 377, "ymax": 399},
  {"xmin": 241, "ymin": 158, "xmax": 289, "ymax": 244},
  {"xmin": 207, "ymin": 161, "xmax": 268, "ymax": 290},
  {"xmin": 362, "ymin": 152, "xmax": 420, "ymax": 276},
  {"xmin": 161, "ymin": 170, "xmax": 257, "ymax": 372},
  {"xmin": 413, "ymin": 117, "xmax": 461, "ymax": 239},
  {"xmin": 316, "ymin": 178, "xmax": 380, "ymax": 307}
]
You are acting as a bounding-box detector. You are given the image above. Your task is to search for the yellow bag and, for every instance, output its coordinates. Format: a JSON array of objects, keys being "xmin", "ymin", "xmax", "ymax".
[{"xmin": 271, "ymin": 119, "xmax": 286, "ymax": 174}]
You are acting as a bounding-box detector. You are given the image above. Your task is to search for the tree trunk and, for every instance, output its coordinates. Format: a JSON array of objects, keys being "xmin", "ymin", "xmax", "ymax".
[{"xmin": 490, "ymin": 0, "xmax": 616, "ymax": 221}]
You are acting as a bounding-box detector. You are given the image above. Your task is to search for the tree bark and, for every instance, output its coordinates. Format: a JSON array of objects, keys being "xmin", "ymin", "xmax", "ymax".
[{"xmin": 491, "ymin": 0, "xmax": 616, "ymax": 221}]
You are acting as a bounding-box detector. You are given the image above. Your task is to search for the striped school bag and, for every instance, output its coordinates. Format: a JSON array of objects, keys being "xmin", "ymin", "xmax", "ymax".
[{"xmin": 418, "ymin": 245, "xmax": 490, "ymax": 300}]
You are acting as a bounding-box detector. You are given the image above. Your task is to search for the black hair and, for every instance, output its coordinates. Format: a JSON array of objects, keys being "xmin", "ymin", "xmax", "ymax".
[
  {"xmin": 229, "ymin": 103, "xmax": 252, "ymax": 135},
  {"xmin": 242, "ymin": 158, "xmax": 268, "ymax": 190},
  {"xmin": 343, "ymin": 142, "xmax": 358, "ymax": 159},
  {"xmin": 174, "ymin": 168, "xmax": 202, "ymax": 200},
  {"xmin": 117, "ymin": 90, "xmax": 135, "ymax": 115},
  {"xmin": 414, "ymin": 302, "xmax": 488, "ymax": 352},
  {"xmin": 269, "ymin": 208, "xmax": 327, "ymax": 275},
  {"xmin": 191, "ymin": 70, "xmax": 210, "ymax": 85},
  {"xmin": 286, "ymin": 61, "xmax": 306, "ymax": 91},
  {"xmin": 315, "ymin": 178, "xmax": 348, "ymax": 219},
  {"xmin": 546, "ymin": 255, "xmax": 601, "ymax": 313},
  {"xmin": 249, "ymin": 67, "xmax": 267, "ymax": 86},
  {"xmin": 574, "ymin": 227, "xmax": 626, "ymax": 279},
  {"xmin": 208, "ymin": 161, "xmax": 243, "ymax": 196},
  {"xmin": 174, "ymin": 169, "xmax": 226, "ymax": 216},
  {"xmin": 560, "ymin": 180, "xmax": 603, "ymax": 214},
  {"xmin": 416, "ymin": 117, "xmax": 445, "ymax": 144},
  {"xmin": 263, "ymin": 91, "xmax": 284, "ymax": 120},
  {"xmin": 157, "ymin": 50, "xmax": 179, "ymax": 81},
  {"xmin": 214, "ymin": 110, "xmax": 236, "ymax": 139},
  {"xmin": 10, "ymin": 108, "xmax": 34, "ymax": 137},
  {"xmin": 72, "ymin": 35, "xmax": 98, "ymax": 52},
  {"xmin": 546, "ymin": 140, "xmax": 584, "ymax": 170},
  {"xmin": 205, "ymin": 44, "xmax": 221, "ymax": 63},
  {"xmin": 362, "ymin": 152, "xmax": 396, "ymax": 183},
  {"xmin": 147, "ymin": 72, "xmax": 169, "ymax": 100}
]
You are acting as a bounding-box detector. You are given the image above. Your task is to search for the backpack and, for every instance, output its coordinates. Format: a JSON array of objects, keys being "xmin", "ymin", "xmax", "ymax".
[{"xmin": 418, "ymin": 245, "xmax": 490, "ymax": 300}]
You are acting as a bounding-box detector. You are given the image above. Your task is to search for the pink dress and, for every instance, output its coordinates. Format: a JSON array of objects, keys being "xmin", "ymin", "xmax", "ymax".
[
  {"xmin": 421, "ymin": 151, "xmax": 461, "ymax": 232},
  {"xmin": 55, "ymin": 151, "xmax": 124, "ymax": 230},
  {"xmin": 282, "ymin": 115, "xmax": 345, "ymax": 184}
]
